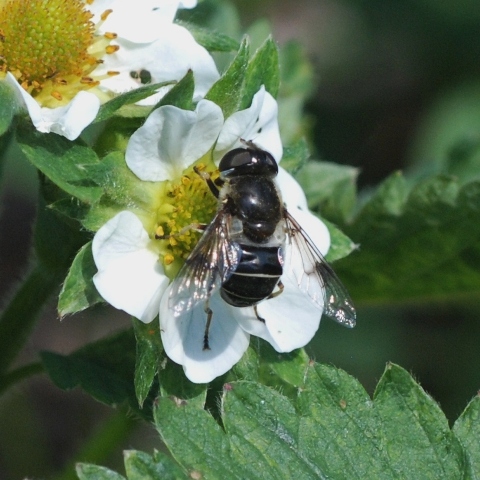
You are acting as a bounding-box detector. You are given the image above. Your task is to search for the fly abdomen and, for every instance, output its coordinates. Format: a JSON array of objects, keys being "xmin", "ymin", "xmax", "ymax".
[{"xmin": 220, "ymin": 244, "xmax": 282, "ymax": 307}]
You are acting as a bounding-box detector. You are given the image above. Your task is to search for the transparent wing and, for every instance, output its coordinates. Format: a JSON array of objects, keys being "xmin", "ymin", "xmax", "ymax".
[
  {"xmin": 168, "ymin": 210, "xmax": 241, "ymax": 317},
  {"xmin": 284, "ymin": 210, "xmax": 356, "ymax": 328}
]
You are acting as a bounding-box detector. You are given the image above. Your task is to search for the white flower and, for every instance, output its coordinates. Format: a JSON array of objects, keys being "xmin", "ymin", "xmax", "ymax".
[
  {"xmin": 92, "ymin": 88, "xmax": 330, "ymax": 383},
  {"xmin": 90, "ymin": 0, "xmax": 219, "ymax": 105},
  {"xmin": 3, "ymin": 0, "xmax": 218, "ymax": 140},
  {"xmin": 5, "ymin": 73, "xmax": 101, "ymax": 140},
  {"xmin": 214, "ymin": 86, "xmax": 283, "ymax": 162},
  {"xmin": 125, "ymin": 86, "xmax": 281, "ymax": 181}
]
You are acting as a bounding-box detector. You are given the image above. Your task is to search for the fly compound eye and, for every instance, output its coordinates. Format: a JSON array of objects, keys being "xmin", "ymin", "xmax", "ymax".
[
  {"xmin": 219, "ymin": 148, "xmax": 253, "ymax": 175},
  {"xmin": 219, "ymin": 148, "xmax": 278, "ymax": 178}
]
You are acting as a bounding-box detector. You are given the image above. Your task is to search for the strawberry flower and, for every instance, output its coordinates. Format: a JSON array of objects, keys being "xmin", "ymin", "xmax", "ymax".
[
  {"xmin": 92, "ymin": 87, "xmax": 330, "ymax": 383},
  {"xmin": 1, "ymin": 0, "xmax": 218, "ymax": 139}
]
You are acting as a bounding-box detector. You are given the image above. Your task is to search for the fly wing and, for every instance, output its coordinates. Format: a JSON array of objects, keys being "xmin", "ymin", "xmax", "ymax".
[
  {"xmin": 168, "ymin": 210, "xmax": 241, "ymax": 317},
  {"xmin": 284, "ymin": 210, "xmax": 356, "ymax": 328}
]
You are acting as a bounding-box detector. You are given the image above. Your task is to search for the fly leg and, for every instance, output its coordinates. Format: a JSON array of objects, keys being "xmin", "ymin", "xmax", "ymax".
[
  {"xmin": 253, "ymin": 281, "xmax": 284, "ymax": 322},
  {"xmin": 253, "ymin": 305, "xmax": 265, "ymax": 323},
  {"xmin": 203, "ymin": 300, "xmax": 213, "ymax": 350},
  {"xmin": 268, "ymin": 280, "xmax": 284, "ymax": 300},
  {"xmin": 193, "ymin": 166, "xmax": 224, "ymax": 198}
]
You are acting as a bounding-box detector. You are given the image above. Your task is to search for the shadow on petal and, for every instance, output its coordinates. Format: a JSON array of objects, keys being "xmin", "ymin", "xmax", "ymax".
[{"xmin": 161, "ymin": 289, "xmax": 250, "ymax": 383}]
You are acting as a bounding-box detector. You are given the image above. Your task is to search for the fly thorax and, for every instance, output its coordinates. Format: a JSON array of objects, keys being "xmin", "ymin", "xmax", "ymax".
[{"xmin": 229, "ymin": 175, "xmax": 282, "ymax": 243}]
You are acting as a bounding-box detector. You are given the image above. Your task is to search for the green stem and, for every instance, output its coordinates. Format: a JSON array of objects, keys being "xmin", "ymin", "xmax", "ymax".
[
  {"xmin": 0, "ymin": 361, "xmax": 44, "ymax": 395},
  {"xmin": 0, "ymin": 262, "xmax": 61, "ymax": 376},
  {"xmin": 53, "ymin": 408, "xmax": 138, "ymax": 480}
]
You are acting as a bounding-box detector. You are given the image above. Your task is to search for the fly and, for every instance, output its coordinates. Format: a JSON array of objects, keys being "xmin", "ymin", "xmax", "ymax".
[{"xmin": 165, "ymin": 146, "xmax": 356, "ymax": 349}]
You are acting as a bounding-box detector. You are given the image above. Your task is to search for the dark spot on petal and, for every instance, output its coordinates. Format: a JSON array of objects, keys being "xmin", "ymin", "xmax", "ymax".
[{"xmin": 139, "ymin": 69, "xmax": 152, "ymax": 84}]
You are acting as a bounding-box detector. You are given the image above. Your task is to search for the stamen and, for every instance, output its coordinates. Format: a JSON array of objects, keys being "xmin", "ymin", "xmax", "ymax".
[
  {"xmin": 100, "ymin": 9, "xmax": 113, "ymax": 21},
  {"xmin": 0, "ymin": 0, "xmax": 119, "ymax": 106},
  {"xmin": 106, "ymin": 45, "xmax": 120, "ymax": 54},
  {"xmin": 155, "ymin": 162, "xmax": 219, "ymax": 270},
  {"xmin": 164, "ymin": 254, "xmax": 174, "ymax": 265},
  {"xmin": 155, "ymin": 225, "xmax": 165, "ymax": 237}
]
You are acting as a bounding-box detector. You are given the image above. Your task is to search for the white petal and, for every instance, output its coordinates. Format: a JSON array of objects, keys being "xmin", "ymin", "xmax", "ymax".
[
  {"xmin": 234, "ymin": 273, "xmax": 323, "ymax": 352},
  {"xmin": 5, "ymin": 73, "xmax": 100, "ymax": 140},
  {"xmin": 160, "ymin": 289, "xmax": 250, "ymax": 383},
  {"xmin": 276, "ymin": 167, "xmax": 309, "ymax": 211},
  {"xmin": 92, "ymin": 211, "xmax": 169, "ymax": 323},
  {"xmin": 126, "ymin": 100, "xmax": 223, "ymax": 181},
  {"xmin": 40, "ymin": 92, "xmax": 100, "ymax": 140},
  {"xmin": 253, "ymin": 90, "xmax": 283, "ymax": 161},
  {"xmin": 288, "ymin": 206, "xmax": 330, "ymax": 257},
  {"xmin": 276, "ymin": 168, "xmax": 330, "ymax": 255},
  {"xmin": 94, "ymin": 25, "xmax": 219, "ymax": 102},
  {"xmin": 215, "ymin": 86, "xmax": 283, "ymax": 163},
  {"xmin": 178, "ymin": 0, "xmax": 197, "ymax": 8},
  {"xmin": 5, "ymin": 72, "xmax": 42, "ymax": 124},
  {"xmin": 90, "ymin": 0, "xmax": 181, "ymax": 42},
  {"xmin": 280, "ymin": 207, "xmax": 330, "ymax": 314}
]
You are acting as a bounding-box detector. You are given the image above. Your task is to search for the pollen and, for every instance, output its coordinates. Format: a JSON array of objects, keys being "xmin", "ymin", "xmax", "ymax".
[
  {"xmin": 155, "ymin": 162, "xmax": 219, "ymax": 269},
  {"xmin": 163, "ymin": 254, "xmax": 174, "ymax": 265},
  {"xmin": 0, "ymin": 0, "xmax": 117, "ymax": 107},
  {"xmin": 105, "ymin": 45, "xmax": 120, "ymax": 54}
]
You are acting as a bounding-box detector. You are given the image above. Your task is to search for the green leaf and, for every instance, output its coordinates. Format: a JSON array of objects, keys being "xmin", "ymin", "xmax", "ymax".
[
  {"xmin": 373, "ymin": 364, "xmax": 465, "ymax": 478},
  {"xmin": 154, "ymin": 395, "xmax": 247, "ymax": 479},
  {"xmin": 133, "ymin": 319, "xmax": 163, "ymax": 408},
  {"xmin": 278, "ymin": 41, "xmax": 315, "ymax": 145},
  {"xmin": 94, "ymin": 81, "xmax": 175, "ymax": 123},
  {"xmin": 156, "ymin": 70, "xmax": 195, "ymax": 111},
  {"xmin": 176, "ymin": 20, "xmax": 239, "ymax": 52},
  {"xmin": 0, "ymin": 79, "xmax": 18, "ymax": 136},
  {"xmin": 224, "ymin": 382, "xmax": 318, "ymax": 480},
  {"xmin": 205, "ymin": 38, "xmax": 249, "ymax": 118},
  {"xmin": 159, "ymin": 359, "xmax": 208, "ymax": 411},
  {"xmin": 453, "ymin": 394, "xmax": 480, "ymax": 477},
  {"xmin": 324, "ymin": 219, "xmax": 358, "ymax": 263},
  {"xmin": 40, "ymin": 329, "xmax": 149, "ymax": 418},
  {"xmin": 48, "ymin": 196, "xmax": 92, "ymax": 223},
  {"xmin": 33, "ymin": 188, "xmax": 90, "ymax": 270},
  {"xmin": 279, "ymin": 41, "xmax": 315, "ymax": 101},
  {"xmin": 76, "ymin": 463, "xmax": 126, "ymax": 480},
  {"xmin": 82, "ymin": 151, "xmax": 158, "ymax": 232},
  {"xmin": 280, "ymin": 138, "xmax": 310, "ymax": 174},
  {"xmin": 155, "ymin": 361, "xmax": 470, "ymax": 479},
  {"xmin": 58, "ymin": 241, "xmax": 103, "ymax": 317},
  {"xmin": 241, "ymin": 36, "xmax": 280, "ymax": 108},
  {"xmin": 230, "ymin": 341, "xmax": 261, "ymax": 381},
  {"xmin": 252, "ymin": 339, "xmax": 310, "ymax": 393},
  {"xmin": 17, "ymin": 126, "xmax": 102, "ymax": 204},
  {"xmin": 295, "ymin": 160, "xmax": 359, "ymax": 224},
  {"xmin": 338, "ymin": 174, "xmax": 480, "ymax": 303},
  {"xmin": 296, "ymin": 364, "xmax": 388, "ymax": 478},
  {"xmin": 124, "ymin": 450, "xmax": 187, "ymax": 480},
  {"xmin": 407, "ymin": 81, "xmax": 480, "ymax": 185},
  {"xmin": 0, "ymin": 128, "xmax": 14, "ymax": 185}
]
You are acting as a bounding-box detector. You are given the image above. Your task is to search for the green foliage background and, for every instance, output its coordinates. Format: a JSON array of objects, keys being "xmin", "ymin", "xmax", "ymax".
[{"xmin": 0, "ymin": 0, "xmax": 480, "ymax": 478}]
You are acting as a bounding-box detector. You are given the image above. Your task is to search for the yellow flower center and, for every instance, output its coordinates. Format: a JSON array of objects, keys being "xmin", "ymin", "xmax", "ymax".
[
  {"xmin": 154, "ymin": 161, "xmax": 219, "ymax": 277},
  {"xmin": 0, "ymin": 0, "xmax": 119, "ymax": 106}
]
